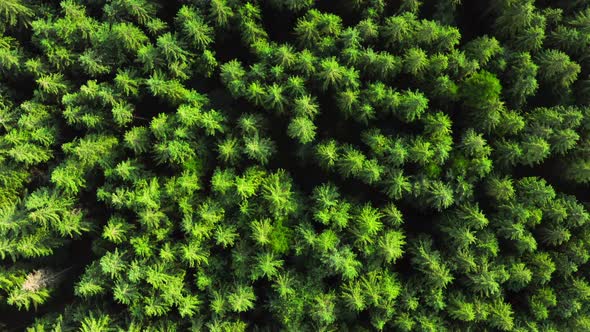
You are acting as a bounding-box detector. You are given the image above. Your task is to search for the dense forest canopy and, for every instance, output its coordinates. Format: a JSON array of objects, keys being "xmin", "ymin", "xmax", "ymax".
[{"xmin": 1, "ymin": 0, "xmax": 590, "ymax": 331}]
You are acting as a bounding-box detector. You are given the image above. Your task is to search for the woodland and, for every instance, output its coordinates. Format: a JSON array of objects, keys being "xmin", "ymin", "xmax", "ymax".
[{"xmin": 1, "ymin": 0, "xmax": 590, "ymax": 331}]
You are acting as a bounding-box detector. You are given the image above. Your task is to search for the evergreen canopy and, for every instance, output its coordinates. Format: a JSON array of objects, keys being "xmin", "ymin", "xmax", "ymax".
[{"xmin": 1, "ymin": 0, "xmax": 590, "ymax": 331}]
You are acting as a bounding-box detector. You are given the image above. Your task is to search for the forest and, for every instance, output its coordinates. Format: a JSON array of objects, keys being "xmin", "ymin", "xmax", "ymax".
[{"xmin": 1, "ymin": 0, "xmax": 590, "ymax": 330}]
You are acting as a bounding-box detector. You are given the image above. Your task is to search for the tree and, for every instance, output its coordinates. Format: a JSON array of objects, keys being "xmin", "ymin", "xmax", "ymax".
[
  {"xmin": 399, "ymin": 0, "xmax": 422, "ymax": 14},
  {"xmin": 426, "ymin": 180, "xmax": 455, "ymax": 211},
  {"xmin": 196, "ymin": 110, "xmax": 226, "ymax": 136},
  {"xmin": 535, "ymin": 49, "xmax": 580, "ymax": 91},
  {"xmin": 464, "ymin": 36, "xmax": 503, "ymax": 66},
  {"xmin": 505, "ymin": 52, "xmax": 538, "ymax": 106},
  {"xmin": 338, "ymin": 145, "xmax": 366, "ymax": 178},
  {"xmin": 466, "ymin": 262, "xmax": 508, "ymax": 296},
  {"xmin": 324, "ymin": 246, "xmax": 361, "ymax": 280},
  {"xmin": 220, "ymin": 60, "xmax": 246, "ymax": 97},
  {"xmin": 519, "ymin": 136, "xmax": 550, "ymax": 166},
  {"xmin": 273, "ymin": 44, "xmax": 297, "ymax": 68},
  {"xmin": 7, "ymin": 143, "xmax": 52, "ymax": 166},
  {"xmin": 100, "ymin": 249, "xmax": 127, "ymax": 279},
  {"xmin": 237, "ymin": 113, "xmax": 265, "ymax": 136},
  {"xmin": 492, "ymin": 0, "xmax": 536, "ymax": 36},
  {"xmin": 395, "ymin": 90, "xmax": 429, "ymax": 122},
  {"xmin": 293, "ymin": 95, "xmax": 319, "ymax": 118},
  {"xmin": 460, "ymin": 70, "xmax": 502, "ymax": 108},
  {"xmin": 251, "ymin": 252, "xmax": 283, "ymax": 280},
  {"xmin": 78, "ymin": 50, "xmax": 110, "ymax": 77},
  {"xmin": 486, "ymin": 176, "xmax": 515, "ymax": 201},
  {"xmin": 294, "ymin": 17, "xmax": 320, "ymax": 48},
  {"xmin": 318, "ymin": 57, "xmax": 345, "ymax": 91},
  {"xmin": 361, "ymin": 49, "xmax": 401, "ymax": 80},
  {"xmin": 315, "ymin": 140, "xmax": 340, "ymax": 169},
  {"xmin": 287, "ymin": 116, "xmax": 316, "ymax": 144},
  {"xmin": 337, "ymin": 89, "xmax": 360, "ymax": 117},
  {"xmin": 382, "ymin": 13, "xmax": 416, "ymax": 48},
  {"xmin": 311, "ymin": 292, "xmax": 337, "ymax": 326},
  {"xmin": 209, "ymin": 0, "xmax": 234, "ymax": 28},
  {"xmin": 265, "ymin": 83, "xmax": 286, "ymax": 113},
  {"xmin": 112, "ymin": 22, "xmax": 149, "ymax": 54},
  {"xmin": 410, "ymin": 236, "xmax": 454, "ymax": 289},
  {"xmin": 146, "ymin": 73, "xmax": 189, "ymax": 104},
  {"xmin": 352, "ymin": 203, "xmax": 383, "ymax": 250},
  {"xmin": 402, "ymin": 48, "xmax": 428, "ymax": 76},
  {"xmin": 238, "ymin": 4, "xmax": 268, "ymax": 45},
  {"xmin": 382, "ymin": 169, "xmax": 412, "ymax": 200},
  {"xmin": 157, "ymin": 33, "xmax": 191, "ymax": 64},
  {"xmin": 0, "ymin": 0, "xmax": 33, "ymax": 27},
  {"xmin": 0, "ymin": 36, "xmax": 21, "ymax": 73},
  {"xmin": 176, "ymin": 6, "xmax": 214, "ymax": 50},
  {"xmin": 103, "ymin": 0, "xmax": 157, "ymax": 25},
  {"xmin": 506, "ymin": 262, "xmax": 532, "ymax": 291},
  {"xmin": 341, "ymin": 281, "xmax": 366, "ymax": 312},
  {"xmin": 262, "ymin": 170, "xmax": 298, "ymax": 217},
  {"xmin": 243, "ymin": 135, "xmax": 275, "ymax": 165},
  {"xmin": 460, "ymin": 129, "xmax": 491, "ymax": 157},
  {"xmin": 378, "ymin": 230, "xmax": 406, "ymax": 263},
  {"xmin": 494, "ymin": 139, "xmax": 522, "ymax": 167},
  {"xmin": 217, "ymin": 137, "xmax": 241, "ymax": 164},
  {"xmin": 550, "ymin": 129, "xmax": 579, "ymax": 154},
  {"xmin": 486, "ymin": 300, "xmax": 514, "ymax": 331},
  {"xmin": 111, "ymin": 102, "xmax": 134, "ymax": 127},
  {"xmin": 569, "ymin": 7, "xmax": 590, "ymax": 32},
  {"xmin": 496, "ymin": 110, "xmax": 526, "ymax": 136},
  {"xmin": 565, "ymin": 159, "xmax": 590, "ymax": 183},
  {"xmin": 286, "ymin": 76, "xmax": 306, "ymax": 98},
  {"xmin": 408, "ymin": 137, "xmax": 433, "ymax": 165},
  {"xmin": 114, "ymin": 69, "xmax": 140, "ymax": 96},
  {"xmin": 62, "ymin": 135, "xmax": 118, "ymax": 169},
  {"xmin": 228, "ymin": 284, "xmax": 256, "ymax": 312},
  {"xmin": 360, "ymin": 158, "xmax": 384, "ymax": 184},
  {"xmin": 124, "ymin": 126, "xmax": 150, "ymax": 154},
  {"xmin": 51, "ymin": 161, "xmax": 86, "ymax": 194},
  {"xmin": 447, "ymin": 293, "xmax": 476, "ymax": 322},
  {"xmin": 285, "ymin": 54, "xmax": 313, "ymax": 82},
  {"xmin": 79, "ymin": 313, "xmax": 114, "ymax": 332},
  {"xmin": 312, "ymin": 184, "xmax": 351, "ymax": 229},
  {"xmin": 36, "ymin": 74, "xmax": 68, "ymax": 97}
]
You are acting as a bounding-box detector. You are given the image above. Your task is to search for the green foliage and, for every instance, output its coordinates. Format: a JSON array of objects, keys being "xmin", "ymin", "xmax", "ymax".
[
  {"xmin": 395, "ymin": 90, "xmax": 429, "ymax": 122},
  {"xmin": 0, "ymin": 0, "xmax": 33, "ymax": 27},
  {"xmin": 1, "ymin": 1, "xmax": 590, "ymax": 331},
  {"xmin": 287, "ymin": 116, "xmax": 316, "ymax": 144},
  {"xmin": 535, "ymin": 49, "xmax": 581, "ymax": 91},
  {"xmin": 461, "ymin": 70, "xmax": 502, "ymax": 108},
  {"xmin": 410, "ymin": 236, "xmax": 454, "ymax": 289}
]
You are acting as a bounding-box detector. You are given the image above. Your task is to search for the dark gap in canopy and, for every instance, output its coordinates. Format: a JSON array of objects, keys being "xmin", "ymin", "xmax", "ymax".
[{"xmin": 455, "ymin": 0, "xmax": 495, "ymax": 45}]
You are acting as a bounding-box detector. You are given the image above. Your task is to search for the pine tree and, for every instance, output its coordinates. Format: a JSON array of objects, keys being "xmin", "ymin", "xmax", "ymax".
[
  {"xmin": 565, "ymin": 159, "xmax": 590, "ymax": 183},
  {"xmin": 461, "ymin": 70, "xmax": 502, "ymax": 109},
  {"xmin": 395, "ymin": 90, "xmax": 429, "ymax": 122},
  {"xmin": 382, "ymin": 13, "xmax": 416, "ymax": 49},
  {"xmin": 228, "ymin": 284, "xmax": 256, "ymax": 313},
  {"xmin": 287, "ymin": 116, "xmax": 316, "ymax": 144},
  {"xmin": 209, "ymin": 0, "xmax": 234, "ymax": 28},
  {"xmin": 403, "ymin": 48, "xmax": 428, "ymax": 76},
  {"xmin": 535, "ymin": 49, "xmax": 580, "ymax": 91},
  {"xmin": 262, "ymin": 170, "xmax": 298, "ymax": 218},
  {"xmin": 410, "ymin": 236, "xmax": 454, "ymax": 289},
  {"xmin": 176, "ymin": 6, "xmax": 214, "ymax": 50},
  {"xmin": 318, "ymin": 57, "xmax": 346, "ymax": 91},
  {"xmin": 243, "ymin": 134, "xmax": 275, "ymax": 165},
  {"xmin": 0, "ymin": 0, "xmax": 33, "ymax": 27}
]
